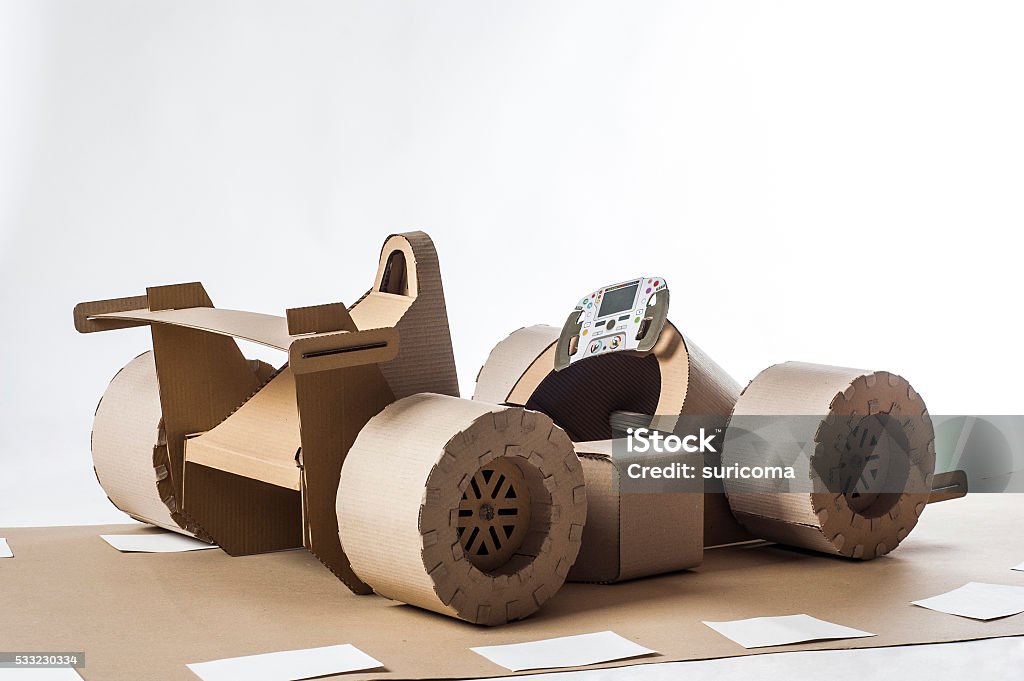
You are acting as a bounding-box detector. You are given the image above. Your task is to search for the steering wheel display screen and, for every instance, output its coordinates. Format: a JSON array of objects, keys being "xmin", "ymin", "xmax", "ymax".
[
  {"xmin": 597, "ymin": 282, "xmax": 639, "ymax": 318},
  {"xmin": 555, "ymin": 276, "xmax": 668, "ymax": 370}
]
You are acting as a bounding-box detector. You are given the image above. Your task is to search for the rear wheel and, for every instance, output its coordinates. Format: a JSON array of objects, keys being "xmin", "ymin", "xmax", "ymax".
[{"xmin": 92, "ymin": 351, "xmax": 184, "ymax": 533}]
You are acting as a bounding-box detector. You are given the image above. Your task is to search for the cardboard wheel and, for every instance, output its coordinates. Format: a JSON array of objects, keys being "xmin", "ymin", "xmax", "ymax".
[
  {"xmin": 91, "ymin": 352, "xmax": 187, "ymax": 533},
  {"xmin": 722, "ymin": 362, "xmax": 935, "ymax": 559},
  {"xmin": 337, "ymin": 394, "xmax": 587, "ymax": 625}
]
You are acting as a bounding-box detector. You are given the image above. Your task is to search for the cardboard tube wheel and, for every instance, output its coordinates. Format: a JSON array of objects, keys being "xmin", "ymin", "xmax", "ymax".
[
  {"xmin": 337, "ymin": 394, "xmax": 587, "ymax": 625},
  {"xmin": 91, "ymin": 352, "xmax": 189, "ymax": 534},
  {"xmin": 722, "ymin": 362, "xmax": 936, "ymax": 559}
]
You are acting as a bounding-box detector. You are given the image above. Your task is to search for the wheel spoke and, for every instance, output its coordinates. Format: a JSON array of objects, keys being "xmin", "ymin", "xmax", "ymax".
[
  {"xmin": 464, "ymin": 526, "xmax": 481, "ymax": 553},
  {"xmin": 492, "ymin": 474, "xmax": 509, "ymax": 500}
]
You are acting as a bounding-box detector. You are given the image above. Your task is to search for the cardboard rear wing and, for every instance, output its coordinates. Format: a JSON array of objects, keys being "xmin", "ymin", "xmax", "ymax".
[{"xmin": 75, "ymin": 231, "xmax": 459, "ymax": 594}]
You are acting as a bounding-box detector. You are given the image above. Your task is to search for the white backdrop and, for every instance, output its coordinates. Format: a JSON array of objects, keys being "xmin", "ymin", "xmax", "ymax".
[{"xmin": 2, "ymin": 1, "xmax": 1023, "ymax": 527}]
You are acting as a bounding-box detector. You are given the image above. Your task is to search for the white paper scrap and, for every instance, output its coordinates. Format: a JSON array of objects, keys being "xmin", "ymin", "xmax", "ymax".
[
  {"xmin": 186, "ymin": 644, "xmax": 382, "ymax": 681},
  {"xmin": 101, "ymin": 533, "xmax": 217, "ymax": 553},
  {"xmin": 1013, "ymin": 561, "xmax": 1024, "ymax": 572},
  {"xmin": 911, "ymin": 582, "xmax": 1024, "ymax": 620},
  {"xmin": 0, "ymin": 538, "xmax": 11, "ymax": 558},
  {"xmin": 470, "ymin": 630, "xmax": 657, "ymax": 672},
  {"xmin": 702, "ymin": 614, "xmax": 875, "ymax": 649}
]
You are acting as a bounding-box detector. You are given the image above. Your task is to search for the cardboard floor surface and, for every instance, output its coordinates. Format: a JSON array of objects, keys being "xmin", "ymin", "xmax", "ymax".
[{"xmin": 2, "ymin": 494, "xmax": 1022, "ymax": 680}]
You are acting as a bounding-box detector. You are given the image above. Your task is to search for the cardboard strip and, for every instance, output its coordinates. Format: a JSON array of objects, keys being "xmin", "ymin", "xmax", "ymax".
[
  {"xmin": 94, "ymin": 307, "xmax": 292, "ymax": 350},
  {"xmin": 90, "ymin": 351, "xmax": 188, "ymax": 534},
  {"xmin": 73, "ymin": 293, "xmax": 151, "ymax": 333},
  {"xmin": 722, "ymin": 362, "xmax": 936, "ymax": 559},
  {"xmin": 287, "ymin": 327, "xmax": 399, "ymax": 375},
  {"xmin": 338, "ymin": 394, "xmax": 587, "ymax": 625}
]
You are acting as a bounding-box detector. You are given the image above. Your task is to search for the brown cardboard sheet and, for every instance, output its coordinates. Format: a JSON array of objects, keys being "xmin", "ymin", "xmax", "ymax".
[
  {"xmin": 185, "ymin": 368, "xmax": 302, "ymax": 491},
  {"xmin": 352, "ymin": 231, "xmax": 460, "ymax": 401},
  {"xmin": 93, "ymin": 306, "xmax": 293, "ymax": 350},
  {"xmin": 2, "ymin": 494, "xmax": 1021, "ymax": 680},
  {"xmin": 570, "ymin": 440, "xmax": 703, "ymax": 583}
]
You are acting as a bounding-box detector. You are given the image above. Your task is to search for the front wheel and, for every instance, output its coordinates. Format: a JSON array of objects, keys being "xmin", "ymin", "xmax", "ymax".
[{"xmin": 337, "ymin": 393, "xmax": 587, "ymax": 625}]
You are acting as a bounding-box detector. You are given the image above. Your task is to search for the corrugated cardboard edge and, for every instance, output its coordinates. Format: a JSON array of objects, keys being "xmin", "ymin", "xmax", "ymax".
[
  {"xmin": 339, "ymin": 394, "xmax": 586, "ymax": 625},
  {"xmin": 722, "ymin": 361, "xmax": 936, "ymax": 559},
  {"xmin": 473, "ymin": 325, "xmax": 561, "ymax": 404}
]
